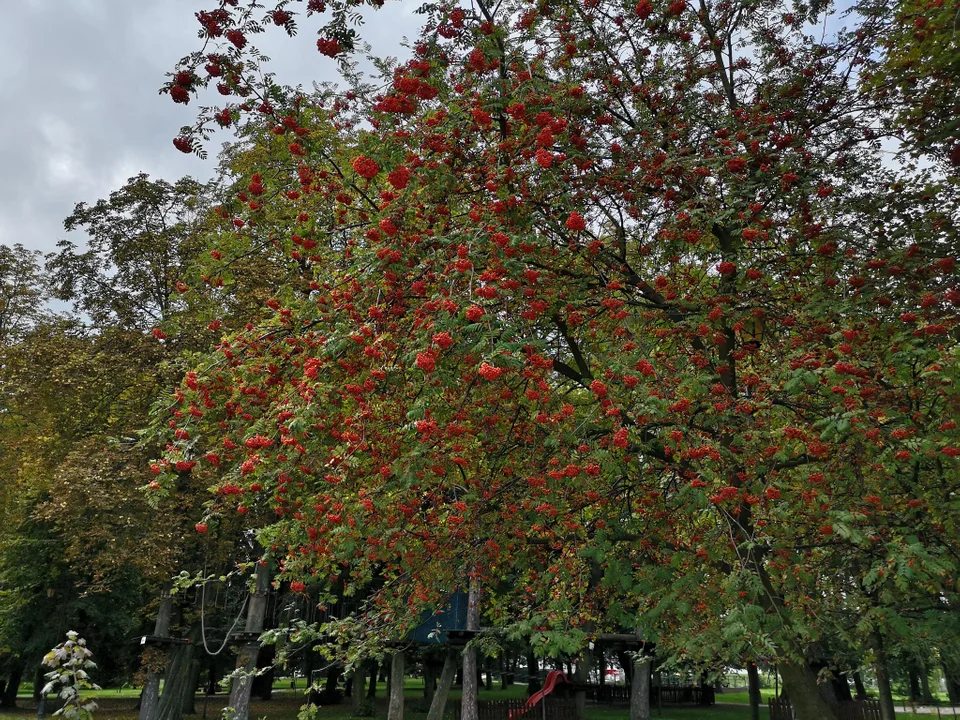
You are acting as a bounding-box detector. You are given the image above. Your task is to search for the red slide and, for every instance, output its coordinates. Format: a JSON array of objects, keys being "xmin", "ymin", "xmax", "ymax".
[{"xmin": 509, "ymin": 670, "xmax": 568, "ymax": 720}]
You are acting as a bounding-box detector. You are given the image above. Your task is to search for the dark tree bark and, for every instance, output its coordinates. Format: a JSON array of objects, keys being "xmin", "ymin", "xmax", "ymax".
[
  {"xmin": 367, "ymin": 662, "xmax": 378, "ymax": 699},
  {"xmin": 908, "ymin": 666, "xmax": 922, "ymax": 703},
  {"xmin": 3, "ymin": 662, "xmax": 23, "ymax": 709},
  {"xmin": 943, "ymin": 662, "xmax": 960, "ymax": 706},
  {"xmin": 424, "ymin": 656, "xmax": 436, "ymax": 704},
  {"xmin": 33, "ymin": 664, "xmax": 44, "ymax": 702},
  {"xmin": 778, "ymin": 662, "xmax": 839, "ymax": 720},
  {"xmin": 206, "ymin": 656, "xmax": 222, "ymax": 695},
  {"xmin": 616, "ymin": 651, "xmax": 635, "ymax": 687},
  {"xmin": 852, "ymin": 672, "xmax": 867, "ymax": 701},
  {"xmin": 326, "ymin": 665, "xmax": 343, "ymax": 699},
  {"xmin": 870, "ymin": 632, "xmax": 896, "ymax": 720},
  {"xmin": 251, "ymin": 643, "xmax": 275, "ymax": 701},
  {"xmin": 917, "ymin": 660, "xmax": 933, "ymax": 704},
  {"xmin": 747, "ymin": 662, "xmax": 762, "ymax": 720},
  {"xmin": 526, "ymin": 652, "xmax": 540, "ymax": 696},
  {"xmin": 833, "ymin": 673, "xmax": 852, "ymax": 703}
]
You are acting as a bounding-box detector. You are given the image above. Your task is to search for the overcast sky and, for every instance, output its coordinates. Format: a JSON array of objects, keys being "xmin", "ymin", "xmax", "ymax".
[{"xmin": 0, "ymin": 0, "xmax": 421, "ymax": 256}]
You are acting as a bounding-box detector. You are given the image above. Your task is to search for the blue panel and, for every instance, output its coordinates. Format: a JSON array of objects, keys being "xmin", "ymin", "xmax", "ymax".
[{"xmin": 408, "ymin": 590, "xmax": 469, "ymax": 643}]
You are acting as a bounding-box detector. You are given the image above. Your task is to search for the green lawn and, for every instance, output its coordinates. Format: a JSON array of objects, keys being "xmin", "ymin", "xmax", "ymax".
[
  {"xmin": 713, "ymin": 689, "xmax": 778, "ymax": 705},
  {"xmin": 5, "ymin": 682, "xmax": 944, "ymax": 720}
]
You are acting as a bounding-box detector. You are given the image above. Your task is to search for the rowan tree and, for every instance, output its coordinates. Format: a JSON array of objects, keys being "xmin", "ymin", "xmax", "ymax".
[{"xmin": 154, "ymin": 2, "xmax": 959, "ymax": 720}]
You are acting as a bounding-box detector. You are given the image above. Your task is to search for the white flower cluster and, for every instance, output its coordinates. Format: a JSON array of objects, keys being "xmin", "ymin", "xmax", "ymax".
[{"xmin": 41, "ymin": 631, "xmax": 101, "ymax": 720}]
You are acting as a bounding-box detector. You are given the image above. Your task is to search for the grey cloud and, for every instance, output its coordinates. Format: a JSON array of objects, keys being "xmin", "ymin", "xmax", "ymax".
[{"xmin": 0, "ymin": 0, "xmax": 421, "ymax": 254}]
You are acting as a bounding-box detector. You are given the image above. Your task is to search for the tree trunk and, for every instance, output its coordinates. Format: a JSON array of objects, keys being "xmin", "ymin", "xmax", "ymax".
[
  {"xmin": 778, "ymin": 662, "xmax": 838, "ymax": 720},
  {"xmin": 352, "ymin": 662, "xmax": 368, "ymax": 714},
  {"xmin": 326, "ymin": 664, "xmax": 343, "ymax": 701},
  {"xmin": 0, "ymin": 661, "xmax": 24, "ymax": 708},
  {"xmin": 526, "ymin": 651, "xmax": 540, "ymax": 696},
  {"xmin": 205, "ymin": 658, "xmax": 216, "ymax": 695},
  {"xmin": 834, "ymin": 673, "xmax": 852, "ymax": 703},
  {"xmin": 943, "ymin": 662, "xmax": 960, "ymax": 706},
  {"xmin": 33, "ymin": 664, "xmax": 44, "ymax": 703},
  {"xmin": 140, "ymin": 583, "xmax": 174, "ymax": 720},
  {"xmin": 228, "ymin": 559, "xmax": 271, "ymax": 720},
  {"xmin": 423, "ymin": 658, "xmax": 436, "ymax": 703},
  {"xmin": 630, "ymin": 657, "xmax": 651, "ymax": 720},
  {"xmin": 747, "ymin": 662, "xmax": 762, "ymax": 720},
  {"xmin": 183, "ymin": 649, "xmax": 202, "ymax": 715},
  {"xmin": 908, "ymin": 667, "xmax": 922, "ymax": 703},
  {"xmin": 870, "ymin": 632, "xmax": 896, "ymax": 720},
  {"xmin": 367, "ymin": 662, "xmax": 378, "ymax": 699},
  {"xmin": 157, "ymin": 637, "xmax": 196, "ymax": 720},
  {"xmin": 652, "ymin": 663, "xmax": 662, "ymax": 716},
  {"xmin": 616, "ymin": 651, "xmax": 635, "ymax": 687},
  {"xmin": 426, "ymin": 649, "xmax": 458, "ymax": 720},
  {"xmin": 460, "ymin": 576, "xmax": 481, "ymax": 720},
  {"xmin": 387, "ymin": 652, "xmax": 405, "ymax": 720},
  {"xmin": 917, "ymin": 660, "xmax": 933, "ymax": 704},
  {"xmin": 852, "ymin": 672, "xmax": 867, "ymax": 701},
  {"xmin": 574, "ymin": 649, "xmax": 592, "ymax": 720},
  {"xmin": 251, "ymin": 643, "xmax": 276, "ymax": 701}
]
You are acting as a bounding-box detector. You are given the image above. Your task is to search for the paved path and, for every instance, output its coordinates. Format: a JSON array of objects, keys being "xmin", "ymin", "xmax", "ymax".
[{"xmin": 714, "ymin": 702, "xmax": 960, "ymax": 716}]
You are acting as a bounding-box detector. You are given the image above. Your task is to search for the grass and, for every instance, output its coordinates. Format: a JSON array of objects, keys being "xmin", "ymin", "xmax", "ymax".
[
  {"xmin": 712, "ymin": 690, "xmax": 778, "ymax": 705},
  {"xmin": 4, "ymin": 682, "xmax": 950, "ymax": 720}
]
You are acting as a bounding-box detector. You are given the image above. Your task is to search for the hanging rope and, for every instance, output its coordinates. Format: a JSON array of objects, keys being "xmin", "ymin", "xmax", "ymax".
[{"xmin": 200, "ymin": 567, "xmax": 250, "ymax": 656}]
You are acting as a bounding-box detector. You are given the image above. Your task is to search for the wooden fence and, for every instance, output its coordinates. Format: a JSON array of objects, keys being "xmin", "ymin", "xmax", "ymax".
[
  {"xmin": 453, "ymin": 699, "xmax": 578, "ymax": 720},
  {"xmin": 657, "ymin": 685, "xmax": 716, "ymax": 706},
  {"xmin": 586, "ymin": 684, "xmax": 715, "ymax": 706},
  {"xmin": 769, "ymin": 698, "xmax": 882, "ymax": 720}
]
